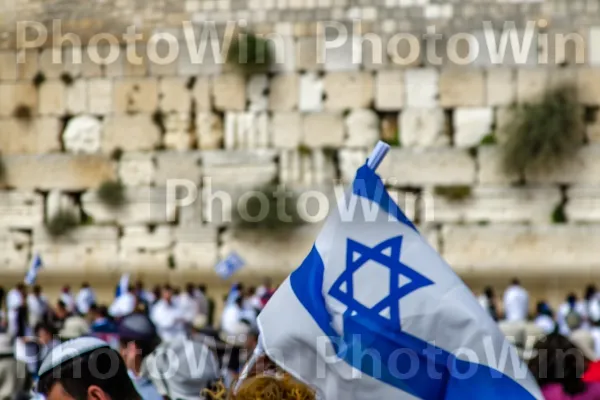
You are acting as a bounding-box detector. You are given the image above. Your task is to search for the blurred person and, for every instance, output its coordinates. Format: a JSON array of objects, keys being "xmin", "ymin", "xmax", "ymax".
[
  {"xmin": 89, "ymin": 305, "xmax": 117, "ymax": 334},
  {"xmin": 221, "ymin": 295, "xmax": 244, "ymax": 337},
  {"xmin": 75, "ymin": 282, "xmax": 96, "ymax": 316},
  {"xmin": 194, "ymin": 284, "xmax": 209, "ymax": 317},
  {"xmin": 569, "ymin": 313, "xmax": 598, "ymax": 361},
  {"xmin": 109, "ymin": 285, "xmax": 137, "ymax": 318},
  {"xmin": 58, "ymin": 313, "xmax": 90, "ymax": 341},
  {"xmin": 502, "ymin": 278, "xmax": 529, "ymax": 322},
  {"xmin": 198, "ymin": 285, "xmax": 215, "ymax": 327},
  {"xmin": 225, "ymin": 283, "xmax": 243, "ymax": 306},
  {"xmin": 134, "ymin": 280, "xmax": 154, "ymax": 309},
  {"xmin": 256, "ymin": 278, "xmax": 275, "ymax": 308},
  {"xmin": 151, "ymin": 285, "xmax": 161, "ymax": 306},
  {"xmin": 6, "ymin": 284, "xmax": 26, "ymax": 338},
  {"xmin": 0, "ymin": 286, "xmax": 5, "ymax": 310},
  {"xmin": 178, "ymin": 283, "xmax": 200, "ymax": 324},
  {"xmin": 0, "ymin": 332, "xmax": 29, "ymax": 400},
  {"xmin": 240, "ymin": 288, "xmax": 258, "ymax": 328},
  {"xmin": 59, "ymin": 286, "xmax": 75, "ymax": 313},
  {"xmin": 50, "ymin": 300, "xmax": 70, "ymax": 333},
  {"xmin": 478, "ymin": 286, "xmax": 498, "ymax": 321},
  {"xmin": 118, "ymin": 313, "xmax": 162, "ymax": 400},
  {"xmin": 535, "ymin": 301, "xmax": 557, "ymax": 335},
  {"xmin": 36, "ymin": 337, "xmax": 141, "ymax": 400},
  {"xmin": 581, "ymin": 285, "xmax": 600, "ymax": 329},
  {"xmin": 560, "ymin": 293, "xmax": 587, "ymax": 336},
  {"xmin": 27, "ymin": 285, "xmax": 49, "ymax": 328},
  {"xmin": 150, "ymin": 285, "xmax": 186, "ymax": 341},
  {"xmin": 34, "ymin": 322, "xmax": 60, "ymax": 375}
]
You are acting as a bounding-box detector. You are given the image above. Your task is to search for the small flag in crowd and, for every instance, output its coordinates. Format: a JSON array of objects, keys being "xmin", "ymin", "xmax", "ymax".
[
  {"xmin": 215, "ymin": 252, "xmax": 245, "ymax": 279},
  {"xmin": 253, "ymin": 142, "xmax": 542, "ymax": 399},
  {"xmin": 115, "ymin": 273, "xmax": 130, "ymax": 298},
  {"xmin": 24, "ymin": 253, "xmax": 43, "ymax": 285}
]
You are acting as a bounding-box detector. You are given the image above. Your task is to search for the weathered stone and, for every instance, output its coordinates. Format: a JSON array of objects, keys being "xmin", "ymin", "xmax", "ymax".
[
  {"xmin": 423, "ymin": 186, "xmax": 560, "ymax": 224},
  {"xmin": 80, "ymin": 46, "xmax": 103, "ymax": 78},
  {"xmin": 102, "ymin": 114, "xmax": 162, "ymax": 152},
  {"xmin": 119, "ymin": 153, "xmax": 155, "ymax": 186},
  {"xmin": 299, "ymin": 72, "xmax": 323, "ymax": 112},
  {"xmin": 269, "ymin": 74, "xmax": 299, "ymax": 111},
  {"xmin": 119, "ymin": 226, "xmax": 173, "ymax": 272},
  {"xmin": 302, "ymin": 113, "xmax": 344, "ymax": 147},
  {"xmin": 63, "ymin": 115, "xmax": 103, "ymax": 154},
  {"xmin": 0, "ymin": 50, "xmax": 35, "ymax": 81},
  {"xmin": 345, "ymin": 109, "xmax": 380, "ymax": 148},
  {"xmin": 271, "ymin": 112, "xmax": 302, "ymax": 149},
  {"xmin": 164, "ymin": 113, "xmax": 194, "ymax": 151},
  {"xmin": 578, "ymin": 69, "xmax": 600, "ymax": 106},
  {"xmin": 4, "ymin": 154, "xmax": 115, "ymax": 190},
  {"xmin": 113, "ymin": 78, "xmax": 159, "ymax": 114},
  {"xmin": 177, "ymin": 39, "xmax": 223, "ymax": 76},
  {"xmin": 517, "ymin": 69, "xmax": 548, "ymax": 103},
  {"xmin": 322, "ymin": 33, "xmax": 361, "ymax": 72},
  {"xmin": 376, "ymin": 148, "xmax": 476, "ymax": 185},
  {"xmin": 405, "ymin": 68, "xmax": 439, "ymax": 108},
  {"xmin": 477, "ymin": 146, "xmax": 520, "ymax": 184},
  {"xmin": 196, "ymin": 112, "xmax": 223, "ymax": 150},
  {"xmin": 224, "ymin": 112, "xmax": 270, "ymax": 149},
  {"xmin": 39, "ymin": 48, "xmax": 63, "ymax": 79},
  {"xmin": 46, "ymin": 190, "xmax": 80, "ymax": 223},
  {"xmin": 66, "ymin": 80, "xmax": 88, "ymax": 115},
  {"xmin": 400, "ymin": 108, "xmax": 448, "ymax": 148},
  {"xmin": 279, "ymin": 149, "xmax": 336, "ymax": 185},
  {"xmin": 587, "ymin": 118, "xmax": 600, "ymax": 143},
  {"xmin": 565, "ymin": 186, "xmax": 600, "ymax": 222},
  {"xmin": 0, "ymin": 191, "xmax": 44, "ymax": 228},
  {"xmin": 439, "ymin": 69, "xmax": 485, "ymax": 107},
  {"xmin": 269, "ymin": 36, "xmax": 296, "ymax": 73},
  {"xmin": 487, "ymin": 68, "xmax": 516, "ymax": 106},
  {"xmin": 323, "ymin": 72, "xmax": 374, "ymax": 110},
  {"xmin": 173, "ymin": 226, "xmax": 218, "ymax": 270},
  {"xmin": 0, "ymin": 118, "xmax": 61, "ymax": 154},
  {"xmin": 375, "ymin": 70, "xmax": 404, "ymax": 111},
  {"xmin": 442, "ymin": 225, "xmax": 600, "ymax": 274},
  {"xmin": 88, "ymin": 79, "xmax": 112, "ymax": 114},
  {"xmin": 494, "ymin": 107, "xmax": 513, "ymax": 143},
  {"xmin": 39, "ymin": 81, "xmax": 66, "ymax": 116},
  {"xmin": 0, "ymin": 82, "xmax": 38, "ymax": 117},
  {"xmin": 213, "ymin": 74, "xmax": 246, "ymax": 111},
  {"xmin": 81, "ymin": 186, "xmax": 177, "ymax": 225},
  {"xmin": 202, "ymin": 149, "xmax": 277, "ymax": 186},
  {"xmin": 0, "ymin": 229, "xmax": 30, "ymax": 274},
  {"xmin": 247, "ymin": 75, "xmax": 269, "ymax": 112},
  {"xmin": 160, "ymin": 77, "xmax": 191, "ymax": 112},
  {"xmin": 296, "ymin": 37, "xmax": 321, "ymax": 71},
  {"xmin": 525, "ymin": 145, "xmax": 600, "ymax": 184},
  {"xmin": 155, "ymin": 151, "xmax": 202, "ymax": 185},
  {"xmin": 339, "ymin": 149, "xmax": 368, "ymax": 182},
  {"xmin": 192, "ymin": 77, "xmax": 211, "ymax": 111},
  {"xmin": 453, "ymin": 108, "xmax": 494, "ymax": 148}
]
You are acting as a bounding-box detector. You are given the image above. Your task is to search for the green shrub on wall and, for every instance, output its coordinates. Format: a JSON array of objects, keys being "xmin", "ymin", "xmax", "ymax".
[
  {"xmin": 434, "ymin": 185, "xmax": 472, "ymax": 201},
  {"xmin": 46, "ymin": 210, "xmax": 79, "ymax": 238},
  {"xmin": 501, "ymin": 85, "xmax": 584, "ymax": 175},
  {"xmin": 227, "ymin": 32, "xmax": 274, "ymax": 74},
  {"xmin": 97, "ymin": 180, "xmax": 127, "ymax": 209}
]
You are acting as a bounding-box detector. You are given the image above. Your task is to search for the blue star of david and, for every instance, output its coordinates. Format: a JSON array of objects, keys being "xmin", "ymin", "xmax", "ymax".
[{"xmin": 328, "ymin": 236, "xmax": 434, "ymax": 330}]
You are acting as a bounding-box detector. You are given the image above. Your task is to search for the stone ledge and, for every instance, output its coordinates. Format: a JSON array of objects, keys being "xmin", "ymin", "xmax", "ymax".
[{"xmin": 0, "ymin": 191, "xmax": 44, "ymax": 228}]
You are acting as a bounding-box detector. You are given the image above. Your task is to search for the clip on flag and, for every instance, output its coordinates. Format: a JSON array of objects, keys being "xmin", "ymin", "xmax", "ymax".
[
  {"xmin": 215, "ymin": 252, "xmax": 246, "ymax": 279},
  {"xmin": 246, "ymin": 141, "xmax": 542, "ymax": 399},
  {"xmin": 24, "ymin": 253, "xmax": 43, "ymax": 286}
]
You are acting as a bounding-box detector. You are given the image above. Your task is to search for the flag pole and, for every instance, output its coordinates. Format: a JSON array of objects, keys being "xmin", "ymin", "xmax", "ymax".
[{"xmin": 366, "ymin": 141, "xmax": 391, "ymax": 171}]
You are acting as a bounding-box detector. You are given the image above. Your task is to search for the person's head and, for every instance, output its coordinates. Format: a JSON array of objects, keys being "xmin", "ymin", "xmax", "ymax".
[
  {"xmin": 528, "ymin": 333, "xmax": 588, "ymax": 396},
  {"xmin": 62, "ymin": 285, "xmax": 70, "ymax": 294},
  {"xmin": 134, "ymin": 280, "xmax": 143, "ymax": 292},
  {"xmin": 567, "ymin": 293, "xmax": 577, "ymax": 307},
  {"xmin": 162, "ymin": 285, "xmax": 173, "ymax": 302},
  {"xmin": 483, "ymin": 286, "xmax": 494, "ymax": 299},
  {"xmin": 16, "ymin": 283, "xmax": 26, "ymax": 295},
  {"xmin": 186, "ymin": 282, "xmax": 195, "ymax": 296},
  {"xmin": 198, "ymin": 284, "xmax": 207, "ymax": 294},
  {"xmin": 33, "ymin": 285, "xmax": 42, "ymax": 296},
  {"xmin": 37, "ymin": 337, "xmax": 141, "ymax": 400},
  {"xmin": 537, "ymin": 301, "xmax": 552, "ymax": 317},
  {"xmin": 511, "ymin": 278, "xmax": 520, "ymax": 286},
  {"xmin": 117, "ymin": 313, "xmax": 158, "ymax": 370},
  {"xmin": 81, "ymin": 282, "xmax": 89, "ymax": 289},
  {"xmin": 35, "ymin": 322, "xmax": 56, "ymax": 346},
  {"xmin": 263, "ymin": 278, "xmax": 272, "ymax": 289},
  {"xmin": 585, "ymin": 285, "xmax": 597, "ymax": 301}
]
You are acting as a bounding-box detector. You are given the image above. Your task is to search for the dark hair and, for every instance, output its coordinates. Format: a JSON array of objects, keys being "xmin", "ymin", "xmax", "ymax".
[
  {"xmin": 81, "ymin": 282, "xmax": 89, "ymax": 288},
  {"xmin": 567, "ymin": 293, "xmax": 577, "ymax": 307},
  {"xmin": 33, "ymin": 285, "xmax": 42, "ymax": 295},
  {"xmin": 57, "ymin": 300, "xmax": 67, "ymax": 310},
  {"xmin": 511, "ymin": 278, "xmax": 520, "ymax": 286},
  {"xmin": 537, "ymin": 301, "xmax": 553, "ymax": 317},
  {"xmin": 186, "ymin": 282, "xmax": 195, "ymax": 295},
  {"xmin": 35, "ymin": 322, "xmax": 56, "ymax": 336},
  {"xmin": 585, "ymin": 285, "xmax": 597, "ymax": 301},
  {"xmin": 37, "ymin": 347, "xmax": 141, "ymax": 400},
  {"xmin": 198, "ymin": 284, "xmax": 207, "ymax": 293},
  {"xmin": 118, "ymin": 337, "xmax": 158, "ymax": 359},
  {"xmin": 483, "ymin": 286, "xmax": 494, "ymax": 299},
  {"xmin": 528, "ymin": 333, "xmax": 588, "ymax": 396}
]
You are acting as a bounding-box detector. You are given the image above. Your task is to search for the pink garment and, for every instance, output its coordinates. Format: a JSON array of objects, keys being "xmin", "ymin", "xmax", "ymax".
[{"xmin": 542, "ymin": 383, "xmax": 600, "ymax": 400}]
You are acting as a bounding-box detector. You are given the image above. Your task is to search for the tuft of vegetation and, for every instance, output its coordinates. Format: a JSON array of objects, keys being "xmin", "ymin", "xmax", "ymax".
[
  {"xmin": 46, "ymin": 210, "xmax": 79, "ymax": 238},
  {"xmin": 501, "ymin": 85, "xmax": 584, "ymax": 176},
  {"xmin": 59, "ymin": 72, "xmax": 74, "ymax": 86},
  {"xmin": 322, "ymin": 147, "xmax": 337, "ymax": 160},
  {"xmin": 551, "ymin": 203, "xmax": 567, "ymax": 223},
  {"xmin": 434, "ymin": 185, "xmax": 472, "ymax": 201},
  {"xmin": 97, "ymin": 180, "xmax": 127, "ymax": 209},
  {"xmin": 110, "ymin": 147, "xmax": 124, "ymax": 162},
  {"xmin": 480, "ymin": 133, "xmax": 497, "ymax": 145},
  {"xmin": 382, "ymin": 134, "xmax": 401, "ymax": 147},
  {"xmin": 227, "ymin": 32, "xmax": 274, "ymax": 75},
  {"xmin": 13, "ymin": 104, "xmax": 33, "ymax": 121},
  {"xmin": 152, "ymin": 110, "xmax": 166, "ymax": 134},
  {"xmin": 297, "ymin": 144, "xmax": 311, "ymax": 156},
  {"xmin": 0, "ymin": 153, "xmax": 5, "ymax": 184},
  {"xmin": 168, "ymin": 255, "xmax": 176, "ymax": 269},
  {"xmin": 32, "ymin": 72, "xmax": 46, "ymax": 88}
]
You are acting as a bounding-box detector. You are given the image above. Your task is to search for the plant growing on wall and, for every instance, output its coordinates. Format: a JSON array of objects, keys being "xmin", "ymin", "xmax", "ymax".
[
  {"xmin": 434, "ymin": 185, "xmax": 472, "ymax": 201},
  {"xmin": 13, "ymin": 104, "xmax": 33, "ymax": 121},
  {"xmin": 97, "ymin": 180, "xmax": 127, "ymax": 209},
  {"xmin": 501, "ymin": 85, "xmax": 584, "ymax": 175},
  {"xmin": 46, "ymin": 210, "xmax": 79, "ymax": 237},
  {"xmin": 227, "ymin": 31, "xmax": 274, "ymax": 74}
]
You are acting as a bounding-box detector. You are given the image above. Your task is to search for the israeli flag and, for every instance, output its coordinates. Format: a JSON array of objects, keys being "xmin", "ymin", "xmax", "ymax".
[
  {"xmin": 255, "ymin": 142, "xmax": 542, "ymax": 399},
  {"xmin": 24, "ymin": 253, "xmax": 43, "ymax": 286},
  {"xmin": 115, "ymin": 273, "xmax": 130, "ymax": 298},
  {"xmin": 215, "ymin": 252, "xmax": 245, "ymax": 280}
]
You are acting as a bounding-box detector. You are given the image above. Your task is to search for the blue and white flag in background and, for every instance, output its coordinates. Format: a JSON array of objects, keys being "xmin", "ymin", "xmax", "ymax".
[
  {"xmin": 255, "ymin": 142, "xmax": 542, "ymax": 400},
  {"xmin": 24, "ymin": 253, "xmax": 43, "ymax": 286},
  {"xmin": 215, "ymin": 252, "xmax": 245, "ymax": 280},
  {"xmin": 115, "ymin": 273, "xmax": 130, "ymax": 298}
]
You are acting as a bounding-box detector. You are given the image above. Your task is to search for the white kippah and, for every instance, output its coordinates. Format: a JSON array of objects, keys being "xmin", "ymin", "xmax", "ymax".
[{"xmin": 38, "ymin": 337, "xmax": 110, "ymax": 377}]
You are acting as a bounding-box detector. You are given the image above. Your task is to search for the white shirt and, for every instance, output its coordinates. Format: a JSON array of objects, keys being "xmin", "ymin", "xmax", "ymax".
[
  {"xmin": 557, "ymin": 302, "xmax": 587, "ymax": 335},
  {"xmin": 502, "ymin": 285, "xmax": 529, "ymax": 322},
  {"xmin": 220, "ymin": 304, "xmax": 242, "ymax": 336},
  {"xmin": 177, "ymin": 292, "xmax": 199, "ymax": 323},
  {"xmin": 150, "ymin": 300, "xmax": 186, "ymax": 341},
  {"xmin": 60, "ymin": 292, "xmax": 75, "ymax": 312},
  {"xmin": 591, "ymin": 327, "xmax": 600, "ymax": 359},
  {"xmin": 534, "ymin": 315, "xmax": 556, "ymax": 335},
  {"xmin": 108, "ymin": 292, "xmax": 136, "ymax": 318},
  {"xmin": 27, "ymin": 294, "xmax": 48, "ymax": 325},
  {"xmin": 6, "ymin": 289, "xmax": 23, "ymax": 337},
  {"xmin": 76, "ymin": 288, "xmax": 96, "ymax": 315}
]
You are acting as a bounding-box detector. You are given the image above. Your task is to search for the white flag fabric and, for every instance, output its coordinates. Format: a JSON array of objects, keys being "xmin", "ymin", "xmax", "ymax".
[
  {"xmin": 24, "ymin": 253, "xmax": 43, "ymax": 286},
  {"xmin": 257, "ymin": 162, "xmax": 542, "ymax": 399}
]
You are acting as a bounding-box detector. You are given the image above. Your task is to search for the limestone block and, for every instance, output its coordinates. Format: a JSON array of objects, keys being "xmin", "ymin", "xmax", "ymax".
[
  {"xmin": 269, "ymin": 36, "xmax": 296, "ymax": 73},
  {"xmin": 147, "ymin": 40, "xmax": 178, "ymax": 77},
  {"xmin": 377, "ymin": 148, "xmax": 476, "ymax": 185},
  {"xmin": 375, "ymin": 70, "xmax": 403, "ymax": 111},
  {"xmin": 578, "ymin": 69, "xmax": 600, "ymax": 106},
  {"xmin": 298, "ymin": 72, "xmax": 323, "ymax": 112},
  {"xmin": 81, "ymin": 186, "xmax": 177, "ymax": 225},
  {"xmin": 453, "ymin": 108, "xmax": 494, "ymax": 148},
  {"xmin": 113, "ymin": 78, "xmax": 159, "ymax": 114},
  {"xmin": 202, "ymin": 149, "xmax": 277, "ymax": 187},
  {"xmin": 63, "ymin": 115, "xmax": 103, "ymax": 154},
  {"xmin": 442, "ymin": 225, "xmax": 600, "ymax": 274},
  {"xmin": 0, "ymin": 229, "xmax": 30, "ymax": 273},
  {"xmin": 322, "ymin": 33, "xmax": 361, "ymax": 72},
  {"xmin": 516, "ymin": 69, "xmax": 548, "ymax": 103},
  {"xmin": 39, "ymin": 81, "xmax": 66, "ymax": 116},
  {"xmin": 400, "ymin": 108, "xmax": 448, "ymax": 148},
  {"xmin": 279, "ymin": 149, "xmax": 336, "ymax": 185},
  {"xmin": 495, "ymin": 108, "xmax": 512, "ymax": 143},
  {"xmin": 588, "ymin": 119, "xmax": 600, "ymax": 143},
  {"xmin": 477, "ymin": 146, "xmax": 520, "ymax": 184},
  {"xmin": 0, "ymin": 191, "xmax": 44, "ymax": 228},
  {"xmin": 160, "ymin": 77, "xmax": 191, "ymax": 113},
  {"xmin": 213, "ymin": 74, "xmax": 246, "ymax": 111},
  {"xmin": 339, "ymin": 149, "xmax": 368, "ymax": 182},
  {"xmin": 102, "ymin": 114, "xmax": 162, "ymax": 152},
  {"xmin": 177, "ymin": 39, "xmax": 222, "ymax": 76},
  {"xmin": 66, "ymin": 80, "xmax": 88, "ymax": 115},
  {"xmin": 323, "ymin": 72, "xmax": 374, "ymax": 110},
  {"xmin": 247, "ymin": 75, "xmax": 269, "ymax": 112},
  {"xmin": 192, "ymin": 77, "xmax": 212, "ymax": 111},
  {"xmin": 565, "ymin": 187, "xmax": 600, "ymax": 222},
  {"xmin": 405, "ymin": 68, "xmax": 439, "ymax": 108},
  {"xmin": 423, "ymin": 186, "xmax": 560, "ymax": 224},
  {"xmin": 224, "ymin": 112, "xmax": 270, "ymax": 149},
  {"xmin": 119, "ymin": 226, "xmax": 173, "ymax": 272},
  {"xmin": 32, "ymin": 226, "xmax": 119, "ymax": 273},
  {"xmin": 345, "ymin": 109, "xmax": 379, "ymax": 148},
  {"xmin": 164, "ymin": 113, "xmax": 194, "ymax": 151},
  {"xmin": 46, "ymin": 190, "xmax": 80, "ymax": 223},
  {"xmin": 0, "ymin": 50, "xmax": 36, "ymax": 81},
  {"xmin": 173, "ymin": 226, "xmax": 219, "ymax": 270},
  {"xmin": 525, "ymin": 145, "xmax": 600, "ymax": 184},
  {"xmin": 155, "ymin": 151, "xmax": 202, "ymax": 185},
  {"xmin": 439, "ymin": 69, "xmax": 485, "ymax": 107},
  {"xmin": 39, "ymin": 48, "xmax": 63, "ymax": 79},
  {"xmin": 296, "ymin": 37, "xmax": 321, "ymax": 72},
  {"xmin": 4, "ymin": 154, "xmax": 115, "ymax": 190},
  {"xmin": 88, "ymin": 79, "xmax": 113, "ymax": 114},
  {"xmin": 302, "ymin": 113, "xmax": 344, "ymax": 147},
  {"xmin": 119, "ymin": 153, "xmax": 155, "ymax": 186},
  {"xmin": 196, "ymin": 112, "xmax": 223, "ymax": 150},
  {"xmin": 487, "ymin": 68, "xmax": 516, "ymax": 106},
  {"xmin": 0, "ymin": 82, "xmax": 38, "ymax": 117},
  {"xmin": 0, "ymin": 118, "xmax": 61, "ymax": 155},
  {"xmin": 271, "ymin": 112, "xmax": 302, "ymax": 149},
  {"xmin": 269, "ymin": 74, "xmax": 299, "ymax": 111}
]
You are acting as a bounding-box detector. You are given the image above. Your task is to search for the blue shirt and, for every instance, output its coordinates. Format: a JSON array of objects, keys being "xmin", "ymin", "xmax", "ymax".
[{"xmin": 128, "ymin": 370, "xmax": 163, "ymax": 400}]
